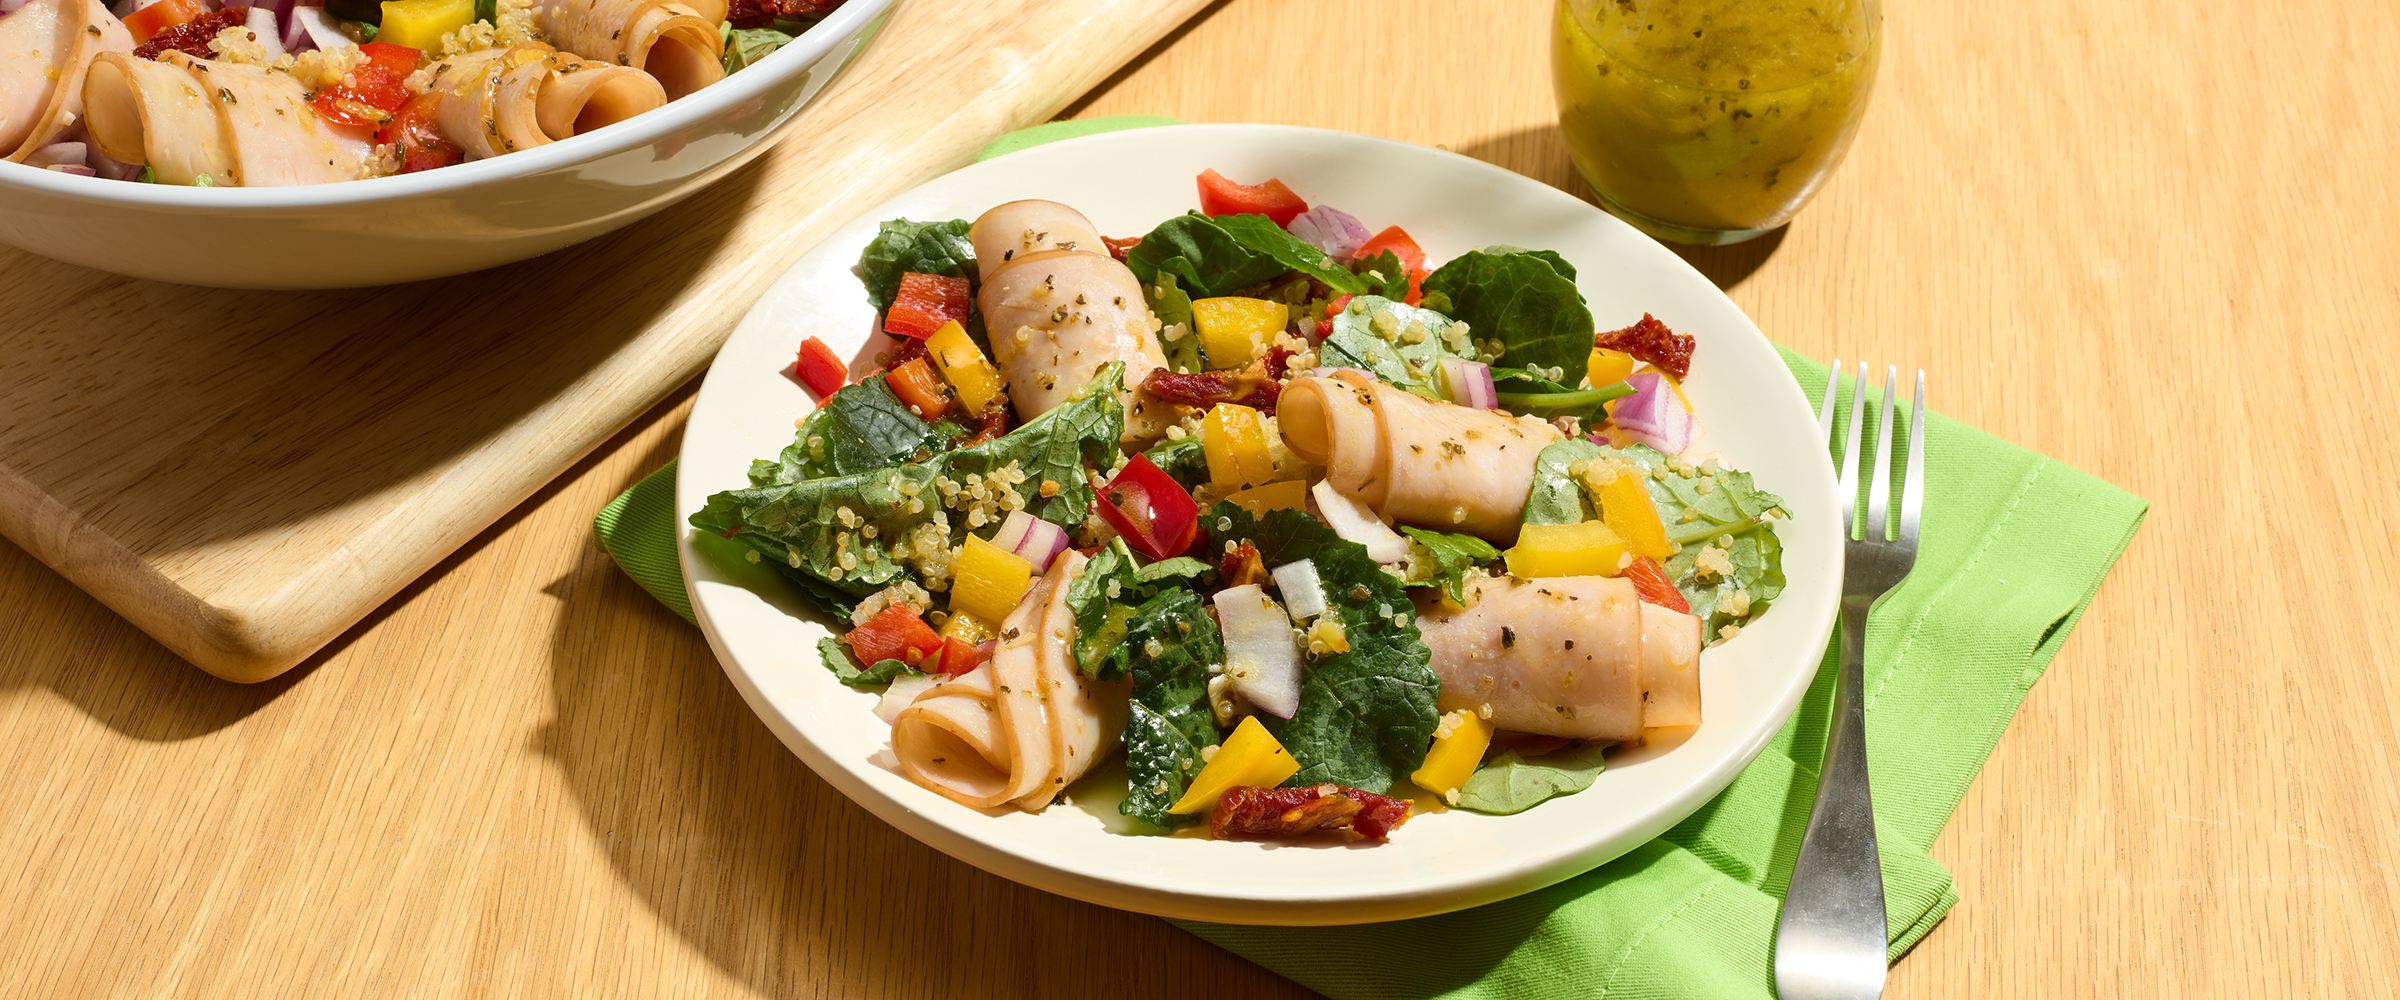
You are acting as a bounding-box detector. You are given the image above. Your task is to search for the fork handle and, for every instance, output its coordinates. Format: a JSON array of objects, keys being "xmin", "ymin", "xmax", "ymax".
[{"xmin": 1775, "ymin": 599, "xmax": 1889, "ymax": 999}]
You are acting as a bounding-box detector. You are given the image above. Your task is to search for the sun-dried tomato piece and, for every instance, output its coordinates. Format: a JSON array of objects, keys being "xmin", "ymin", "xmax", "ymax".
[
  {"xmin": 133, "ymin": 9, "xmax": 245, "ymax": 61},
  {"xmin": 1593, "ymin": 313, "xmax": 1695, "ymax": 380},
  {"xmin": 960, "ymin": 401, "xmax": 1013, "ymax": 446},
  {"xmin": 1141, "ymin": 363, "xmax": 1282, "ymax": 414},
  {"xmin": 1209, "ymin": 784, "xmax": 1412, "ymax": 841},
  {"xmin": 1102, "ymin": 235, "xmax": 1141, "ymax": 262},
  {"xmin": 1219, "ymin": 540, "xmax": 1266, "ymax": 590}
]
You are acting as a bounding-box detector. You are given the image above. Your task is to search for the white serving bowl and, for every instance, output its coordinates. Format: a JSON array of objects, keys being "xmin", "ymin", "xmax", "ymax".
[{"xmin": 0, "ymin": 0, "xmax": 895, "ymax": 289}]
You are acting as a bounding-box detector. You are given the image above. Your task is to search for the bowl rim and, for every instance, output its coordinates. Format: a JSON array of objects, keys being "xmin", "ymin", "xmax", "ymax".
[{"xmin": 0, "ymin": 0, "xmax": 896, "ymax": 207}]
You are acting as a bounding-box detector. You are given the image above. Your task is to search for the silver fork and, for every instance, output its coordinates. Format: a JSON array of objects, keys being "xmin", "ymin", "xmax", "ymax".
[{"xmin": 1775, "ymin": 362, "xmax": 1925, "ymax": 1000}]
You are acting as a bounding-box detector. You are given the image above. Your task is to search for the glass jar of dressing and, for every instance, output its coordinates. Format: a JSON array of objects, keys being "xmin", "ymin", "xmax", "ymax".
[{"xmin": 1552, "ymin": 0, "xmax": 1881, "ymax": 244}]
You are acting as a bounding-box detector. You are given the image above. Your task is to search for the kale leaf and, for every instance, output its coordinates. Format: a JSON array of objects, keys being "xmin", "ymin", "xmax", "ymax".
[
  {"xmin": 1139, "ymin": 434, "xmax": 1210, "ymax": 492},
  {"xmin": 1452, "ymin": 743, "xmax": 1610, "ymax": 814},
  {"xmin": 756, "ymin": 375, "xmax": 948, "ymax": 485},
  {"xmin": 1117, "ymin": 588, "xmax": 1225, "ymax": 828},
  {"xmin": 858, "ymin": 218, "xmax": 977, "ymax": 314},
  {"xmin": 1421, "ymin": 249, "xmax": 1594, "ymax": 382},
  {"xmin": 1211, "ymin": 504, "xmax": 1440, "ymax": 794}
]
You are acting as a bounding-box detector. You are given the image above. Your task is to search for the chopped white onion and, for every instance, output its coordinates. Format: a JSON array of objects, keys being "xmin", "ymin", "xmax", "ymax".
[
  {"xmin": 1212, "ymin": 584, "xmax": 1303, "ymax": 719},
  {"xmin": 1610, "ymin": 372, "xmax": 1695, "ymax": 453},
  {"xmin": 1437, "ymin": 357, "xmax": 1498, "ymax": 409},
  {"xmin": 245, "ymin": 6, "xmax": 287, "ymax": 59},
  {"xmin": 1270, "ymin": 558, "xmax": 1327, "ymax": 621},
  {"xmin": 988, "ymin": 510, "xmax": 1069, "ymax": 572},
  {"xmin": 872, "ymin": 672, "xmax": 941, "ymax": 723},
  {"xmin": 1309, "ymin": 480, "xmax": 1410, "ymax": 563},
  {"xmin": 291, "ymin": 6, "xmax": 349, "ymax": 52}
]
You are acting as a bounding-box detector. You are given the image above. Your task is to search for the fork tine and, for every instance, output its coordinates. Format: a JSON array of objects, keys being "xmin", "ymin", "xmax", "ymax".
[
  {"xmin": 1839, "ymin": 362, "xmax": 1867, "ymax": 539},
  {"xmin": 1816, "ymin": 358, "xmax": 1843, "ymax": 447},
  {"xmin": 1867, "ymin": 366, "xmax": 1898, "ymax": 542},
  {"xmin": 1899, "ymin": 369, "xmax": 1926, "ymax": 549}
]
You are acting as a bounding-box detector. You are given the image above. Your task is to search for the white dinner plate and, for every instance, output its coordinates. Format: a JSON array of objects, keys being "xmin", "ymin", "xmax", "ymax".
[{"xmin": 676, "ymin": 124, "xmax": 1840, "ymax": 926}]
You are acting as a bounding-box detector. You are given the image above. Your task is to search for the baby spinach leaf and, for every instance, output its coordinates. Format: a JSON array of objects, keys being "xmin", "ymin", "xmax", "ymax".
[
  {"xmin": 1421, "ymin": 249, "xmax": 1594, "ymax": 381},
  {"xmin": 1396, "ymin": 527, "xmax": 1502, "ymax": 605},
  {"xmin": 1123, "ymin": 213, "xmax": 1290, "ymax": 299},
  {"xmin": 859, "ymin": 218, "xmax": 976, "ymax": 313},
  {"xmin": 1209, "ymin": 213, "xmax": 1367, "ymax": 295},
  {"xmin": 723, "ymin": 26, "xmax": 795, "ymax": 73},
  {"xmin": 1452, "ymin": 743, "xmax": 1610, "ymax": 814},
  {"xmin": 1315, "ymin": 295, "xmax": 1471, "ymax": 398},
  {"xmin": 1117, "ymin": 588, "xmax": 1225, "ymax": 828},
  {"xmin": 1352, "ymin": 248, "xmax": 1414, "ymax": 301},
  {"xmin": 1614, "ymin": 444, "xmax": 1789, "ymax": 643},
  {"xmin": 1141, "ymin": 271, "xmax": 1207, "ymax": 375},
  {"xmin": 817, "ymin": 636, "xmax": 917, "ymax": 687},
  {"xmin": 1211, "ymin": 504, "xmax": 1440, "ymax": 794},
  {"xmin": 1523, "ymin": 438, "xmax": 1606, "ymax": 526}
]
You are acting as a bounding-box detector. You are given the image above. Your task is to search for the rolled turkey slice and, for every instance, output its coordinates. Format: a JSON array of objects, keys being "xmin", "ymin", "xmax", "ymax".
[
  {"xmin": 535, "ymin": 0, "xmax": 722, "ymax": 100},
  {"xmin": 968, "ymin": 199, "xmax": 1110, "ymax": 282},
  {"xmin": 82, "ymin": 52, "xmax": 236, "ymax": 185},
  {"xmin": 2, "ymin": 0, "xmax": 132, "ymax": 161},
  {"xmin": 196, "ymin": 54, "xmax": 373, "ymax": 186},
  {"xmin": 890, "ymin": 551, "xmax": 1128, "ymax": 813},
  {"xmin": 1279, "ymin": 370, "xmax": 1560, "ymax": 546},
  {"xmin": 1413, "ymin": 575, "xmax": 1700, "ymax": 743},
  {"xmin": 434, "ymin": 44, "xmax": 667, "ymax": 161},
  {"xmin": 979, "ymin": 248, "xmax": 1180, "ymax": 444}
]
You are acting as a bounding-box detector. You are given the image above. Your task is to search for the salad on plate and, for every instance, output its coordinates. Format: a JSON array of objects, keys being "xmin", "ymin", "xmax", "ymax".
[{"xmin": 692, "ymin": 170, "xmax": 1787, "ymax": 843}]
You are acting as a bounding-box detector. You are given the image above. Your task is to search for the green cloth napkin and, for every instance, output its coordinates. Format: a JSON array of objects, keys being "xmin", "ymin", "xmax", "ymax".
[{"xmin": 593, "ymin": 117, "xmax": 2148, "ymax": 999}]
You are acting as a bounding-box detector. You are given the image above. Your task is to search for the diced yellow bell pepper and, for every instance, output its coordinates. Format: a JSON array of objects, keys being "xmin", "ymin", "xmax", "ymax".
[
  {"xmin": 925, "ymin": 320, "xmax": 1004, "ymax": 413},
  {"xmin": 377, "ymin": 0, "xmax": 476, "ymax": 51},
  {"xmin": 1224, "ymin": 479, "xmax": 1308, "ymax": 519},
  {"xmin": 1504, "ymin": 520, "xmax": 1632, "ymax": 578},
  {"xmin": 948, "ymin": 535, "xmax": 1033, "ymax": 625},
  {"xmin": 1191, "ymin": 297, "xmax": 1286, "ymax": 369},
  {"xmin": 1585, "ymin": 463, "xmax": 1675, "ymax": 562},
  {"xmin": 1410, "ymin": 709, "xmax": 1494, "ymax": 798},
  {"xmin": 1169, "ymin": 716, "xmax": 1301, "ymax": 814},
  {"xmin": 938, "ymin": 609, "xmax": 995, "ymax": 645},
  {"xmin": 1202, "ymin": 403, "xmax": 1277, "ymax": 489},
  {"xmin": 1587, "ymin": 346, "xmax": 1637, "ymax": 388}
]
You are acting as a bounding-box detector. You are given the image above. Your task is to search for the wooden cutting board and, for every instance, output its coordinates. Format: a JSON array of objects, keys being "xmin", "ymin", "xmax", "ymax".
[{"xmin": 0, "ymin": 0, "xmax": 1211, "ymax": 683}]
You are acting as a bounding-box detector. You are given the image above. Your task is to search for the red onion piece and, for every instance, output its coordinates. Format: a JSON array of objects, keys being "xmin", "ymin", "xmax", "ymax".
[
  {"xmin": 45, "ymin": 164, "xmax": 99, "ymax": 176},
  {"xmin": 0, "ymin": 0, "xmax": 31, "ymax": 15},
  {"xmin": 22, "ymin": 142, "xmax": 87, "ymax": 169},
  {"xmin": 989, "ymin": 510, "xmax": 1068, "ymax": 572},
  {"xmin": 1609, "ymin": 372, "xmax": 1693, "ymax": 453},
  {"xmin": 1437, "ymin": 357, "xmax": 1498, "ymax": 409},
  {"xmin": 1285, "ymin": 205, "xmax": 1370, "ymax": 259}
]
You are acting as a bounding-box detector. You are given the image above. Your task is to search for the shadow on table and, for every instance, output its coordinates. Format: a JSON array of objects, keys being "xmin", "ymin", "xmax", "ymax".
[
  {"xmin": 1452, "ymin": 124, "xmax": 1785, "ymax": 293},
  {"xmin": 528, "ymin": 422, "xmax": 1317, "ymax": 1000}
]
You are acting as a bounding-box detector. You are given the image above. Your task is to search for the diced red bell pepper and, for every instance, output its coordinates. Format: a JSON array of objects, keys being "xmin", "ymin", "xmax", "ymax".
[
  {"xmin": 1353, "ymin": 226, "xmax": 1430, "ymax": 306},
  {"xmin": 314, "ymin": 64, "xmax": 413, "ymax": 130},
  {"xmin": 357, "ymin": 41, "xmax": 423, "ymax": 77},
  {"xmin": 885, "ymin": 357, "xmax": 954, "ymax": 420},
  {"xmin": 1093, "ymin": 453, "xmax": 1200, "ymax": 562},
  {"xmin": 919, "ymin": 636, "xmax": 985, "ymax": 677},
  {"xmin": 375, "ymin": 91, "xmax": 464, "ymax": 174},
  {"xmin": 1196, "ymin": 169, "xmax": 1309, "ymax": 227},
  {"xmin": 795, "ymin": 336, "xmax": 848, "ymax": 398},
  {"xmin": 1622, "ymin": 555, "xmax": 1691, "ymax": 614},
  {"xmin": 846, "ymin": 604, "xmax": 946, "ymax": 669},
  {"xmin": 883, "ymin": 272, "xmax": 971, "ymax": 340}
]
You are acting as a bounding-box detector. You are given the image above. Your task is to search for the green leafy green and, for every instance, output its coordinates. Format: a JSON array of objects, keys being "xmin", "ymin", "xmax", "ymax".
[
  {"xmin": 1136, "ymin": 270, "xmax": 1206, "ymax": 374},
  {"xmin": 1315, "ymin": 295, "xmax": 1472, "ymax": 398},
  {"xmin": 858, "ymin": 218, "xmax": 976, "ymax": 314},
  {"xmin": 1134, "ymin": 557, "xmax": 1212, "ymax": 585},
  {"xmin": 1495, "ymin": 381, "xmax": 1635, "ymax": 423},
  {"xmin": 1118, "ymin": 588, "xmax": 1226, "ymax": 828},
  {"xmin": 1476, "ymin": 245, "xmax": 1579, "ymax": 283},
  {"xmin": 1208, "ymin": 214, "xmax": 1367, "ymax": 295},
  {"xmin": 1067, "ymin": 540, "xmax": 1142, "ymax": 677},
  {"xmin": 1139, "ymin": 434, "xmax": 1210, "ymax": 491},
  {"xmin": 1211, "ymin": 504, "xmax": 1440, "ymax": 794},
  {"xmin": 1396, "ymin": 527, "xmax": 1501, "ymax": 605},
  {"xmin": 1453, "ymin": 744, "xmax": 1610, "ymax": 814},
  {"xmin": 1523, "ymin": 438, "xmax": 1605, "ymax": 526},
  {"xmin": 475, "ymin": 0, "xmax": 497, "ymax": 25},
  {"xmin": 1352, "ymin": 249, "xmax": 1414, "ymax": 301},
  {"xmin": 1420, "ymin": 249, "xmax": 1594, "ymax": 380},
  {"xmin": 1122, "ymin": 213, "xmax": 1290, "ymax": 300},
  {"xmin": 1616, "ymin": 445, "xmax": 1789, "ymax": 643},
  {"xmin": 723, "ymin": 25, "xmax": 796, "ymax": 73},
  {"xmin": 691, "ymin": 366, "xmax": 1125, "ymax": 604},
  {"xmin": 817, "ymin": 637, "xmax": 918, "ymax": 687},
  {"xmin": 755, "ymin": 375, "xmax": 947, "ymax": 485}
]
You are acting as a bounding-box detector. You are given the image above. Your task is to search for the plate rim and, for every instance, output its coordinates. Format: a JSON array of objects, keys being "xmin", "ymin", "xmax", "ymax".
[{"xmin": 676, "ymin": 122, "xmax": 1841, "ymax": 925}]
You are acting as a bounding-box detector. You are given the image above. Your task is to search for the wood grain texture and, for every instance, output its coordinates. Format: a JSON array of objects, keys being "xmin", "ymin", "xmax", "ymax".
[
  {"xmin": 2, "ymin": 0, "xmax": 2396, "ymax": 996},
  {"xmin": 0, "ymin": 0, "xmax": 1211, "ymax": 683}
]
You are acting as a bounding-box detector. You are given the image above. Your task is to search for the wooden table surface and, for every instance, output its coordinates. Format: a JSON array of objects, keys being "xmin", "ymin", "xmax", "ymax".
[{"xmin": 6, "ymin": 0, "xmax": 2395, "ymax": 995}]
